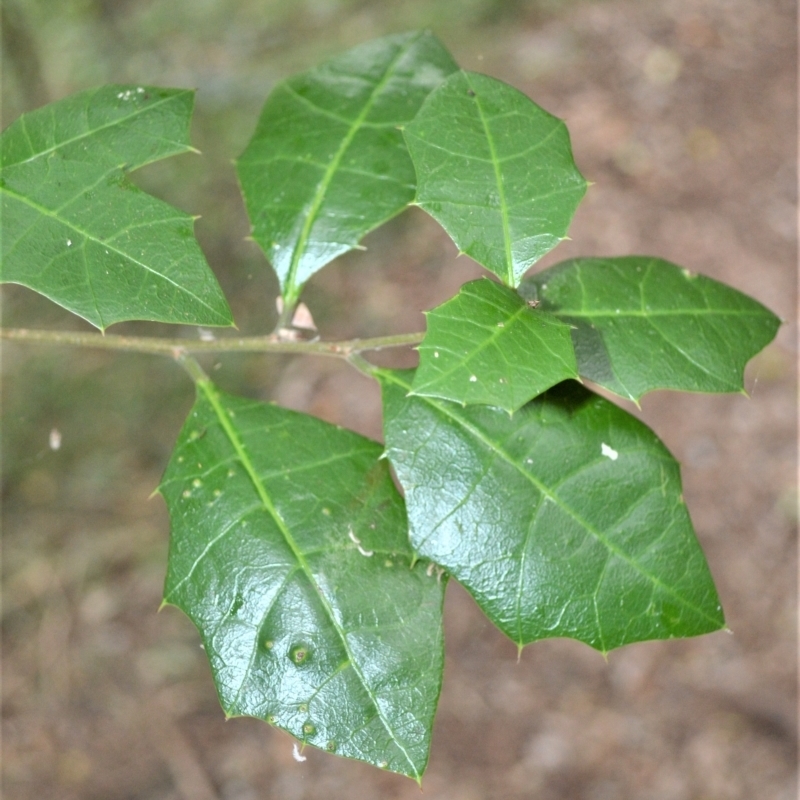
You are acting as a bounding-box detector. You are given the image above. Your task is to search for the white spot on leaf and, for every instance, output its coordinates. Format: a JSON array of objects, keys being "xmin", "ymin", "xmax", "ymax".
[{"xmin": 601, "ymin": 443, "xmax": 619, "ymax": 461}]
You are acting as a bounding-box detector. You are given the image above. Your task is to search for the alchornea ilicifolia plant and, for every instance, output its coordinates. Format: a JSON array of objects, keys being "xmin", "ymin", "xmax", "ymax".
[{"xmin": 0, "ymin": 32, "xmax": 781, "ymax": 780}]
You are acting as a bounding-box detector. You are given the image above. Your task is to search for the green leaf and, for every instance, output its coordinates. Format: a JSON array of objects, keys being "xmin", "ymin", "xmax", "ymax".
[
  {"xmin": 410, "ymin": 278, "xmax": 578, "ymax": 413},
  {"xmin": 159, "ymin": 383, "xmax": 445, "ymax": 779},
  {"xmin": 379, "ymin": 370, "xmax": 725, "ymax": 654},
  {"xmin": 404, "ymin": 71, "xmax": 587, "ymax": 287},
  {"xmin": 236, "ymin": 31, "xmax": 457, "ymax": 306},
  {"xmin": 0, "ymin": 85, "xmax": 233, "ymax": 331},
  {"xmin": 519, "ymin": 256, "xmax": 782, "ymax": 401}
]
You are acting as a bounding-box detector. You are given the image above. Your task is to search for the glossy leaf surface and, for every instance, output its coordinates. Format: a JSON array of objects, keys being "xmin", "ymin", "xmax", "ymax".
[
  {"xmin": 404, "ymin": 71, "xmax": 587, "ymax": 287},
  {"xmin": 237, "ymin": 31, "xmax": 457, "ymax": 305},
  {"xmin": 380, "ymin": 370, "xmax": 725, "ymax": 653},
  {"xmin": 519, "ymin": 257, "xmax": 781, "ymax": 401},
  {"xmin": 0, "ymin": 86, "xmax": 232, "ymax": 330},
  {"xmin": 411, "ymin": 278, "xmax": 578, "ymax": 413},
  {"xmin": 159, "ymin": 383, "xmax": 445, "ymax": 779}
]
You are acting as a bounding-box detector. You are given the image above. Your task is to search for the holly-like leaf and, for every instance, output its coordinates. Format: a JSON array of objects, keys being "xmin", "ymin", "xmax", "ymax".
[
  {"xmin": 411, "ymin": 278, "xmax": 578, "ymax": 413},
  {"xmin": 158, "ymin": 382, "xmax": 445, "ymax": 779},
  {"xmin": 519, "ymin": 257, "xmax": 781, "ymax": 402},
  {"xmin": 0, "ymin": 86, "xmax": 233, "ymax": 331},
  {"xmin": 237, "ymin": 31, "xmax": 457, "ymax": 307},
  {"xmin": 404, "ymin": 71, "xmax": 587, "ymax": 287},
  {"xmin": 380, "ymin": 370, "xmax": 725, "ymax": 654}
]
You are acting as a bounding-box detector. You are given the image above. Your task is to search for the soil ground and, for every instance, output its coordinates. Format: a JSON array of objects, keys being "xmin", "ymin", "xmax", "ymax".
[{"xmin": 2, "ymin": 0, "xmax": 797, "ymax": 798}]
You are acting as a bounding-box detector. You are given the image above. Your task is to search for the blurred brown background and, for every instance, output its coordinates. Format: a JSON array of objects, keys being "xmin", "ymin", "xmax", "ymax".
[{"xmin": 1, "ymin": 0, "xmax": 797, "ymax": 798}]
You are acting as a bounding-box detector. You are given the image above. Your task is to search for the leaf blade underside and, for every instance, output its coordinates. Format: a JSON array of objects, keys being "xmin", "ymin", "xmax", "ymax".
[
  {"xmin": 159, "ymin": 384, "xmax": 445, "ymax": 779},
  {"xmin": 236, "ymin": 31, "xmax": 458, "ymax": 305},
  {"xmin": 0, "ymin": 85, "xmax": 232, "ymax": 330},
  {"xmin": 519, "ymin": 256, "xmax": 782, "ymax": 401},
  {"xmin": 380, "ymin": 370, "xmax": 725, "ymax": 653}
]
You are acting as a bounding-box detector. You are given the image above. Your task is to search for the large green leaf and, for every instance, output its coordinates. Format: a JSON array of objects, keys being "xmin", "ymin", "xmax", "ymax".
[
  {"xmin": 380, "ymin": 370, "xmax": 724, "ymax": 653},
  {"xmin": 158, "ymin": 382, "xmax": 445, "ymax": 779},
  {"xmin": 0, "ymin": 86, "xmax": 233, "ymax": 331},
  {"xmin": 519, "ymin": 257, "xmax": 781, "ymax": 401},
  {"xmin": 236, "ymin": 31, "xmax": 457, "ymax": 307},
  {"xmin": 411, "ymin": 278, "xmax": 578, "ymax": 413},
  {"xmin": 403, "ymin": 71, "xmax": 587, "ymax": 287}
]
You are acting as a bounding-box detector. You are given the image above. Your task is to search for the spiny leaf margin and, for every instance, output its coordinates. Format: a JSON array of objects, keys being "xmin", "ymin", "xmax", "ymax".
[
  {"xmin": 236, "ymin": 31, "xmax": 458, "ymax": 307},
  {"xmin": 404, "ymin": 70, "xmax": 588, "ymax": 286},
  {"xmin": 519, "ymin": 256, "xmax": 782, "ymax": 401},
  {"xmin": 411, "ymin": 277, "xmax": 578, "ymax": 413},
  {"xmin": 380, "ymin": 369, "xmax": 725, "ymax": 654},
  {"xmin": 0, "ymin": 84, "xmax": 233, "ymax": 330},
  {"xmin": 158, "ymin": 382, "xmax": 445, "ymax": 779}
]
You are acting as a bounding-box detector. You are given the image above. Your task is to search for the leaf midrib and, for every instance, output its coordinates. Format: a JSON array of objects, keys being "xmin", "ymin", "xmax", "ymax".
[
  {"xmin": 281, "ymin": 33, "xmax": 423, "ymax": 301},
  {"xmin": 198, "ymin": 380, "xmax": 419, "ymax": 777},
  {"xmin": 468, "ymin": 74, "xmax": 514, "ymax": 286},
  {"xmin": 383, "ymin": 370, "xmax": 722, "ymax": 631}
]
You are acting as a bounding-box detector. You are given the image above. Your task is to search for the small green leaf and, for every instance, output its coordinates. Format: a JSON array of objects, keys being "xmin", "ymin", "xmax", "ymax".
[
  {"xmin": 411, "ymin": 278, "xmax": 578, "ymax": 413},
  {"xmin": 380, "ymin": 370, "xmax": 725, "ymax": 654},
  {"xmin": 519, "ymin": 256, "xmax": 782, "ymax": 401},
  {"xmin": 0, "ymin": 85, "xmax": 233, "ymax": 331},
  {"xmin": 404, "ymin": 71, "xmax": 587, "ymax": 287},
  {"xmin": 237, "ymin": 31, "xmax": 457, "ymax": 306},
  {"xmin": 159, "ymin": 383, "xmax": 445, "ymax": 779}
]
